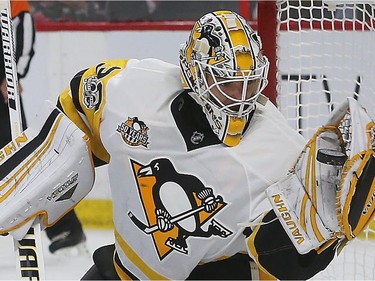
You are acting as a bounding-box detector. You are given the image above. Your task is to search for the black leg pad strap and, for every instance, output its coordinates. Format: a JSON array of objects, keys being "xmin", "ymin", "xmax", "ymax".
[{"xmin": 82, "ymin": 244, "xmax": 120, "ymax": 280}]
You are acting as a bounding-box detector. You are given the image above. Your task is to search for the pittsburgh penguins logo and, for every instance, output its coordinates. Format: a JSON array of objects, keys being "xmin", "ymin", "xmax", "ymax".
[
  {"xmin": 128, "ymin": 158, "xmax": 232, "ymax": 260},
  {"xmin": 117, "ymin": 117, "xmax": 149, "ymax": 148},
  {"xmin": 198, "ymin": 24, "xmax": 221, "ymax": 53},
  {"xmin": 195, "ymin": 22, "xmax": 227, "ymax": 65}
]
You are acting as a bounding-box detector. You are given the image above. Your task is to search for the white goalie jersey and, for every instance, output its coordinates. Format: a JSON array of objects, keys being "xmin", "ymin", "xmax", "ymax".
[{"xmin": 0, "ymin": 58, "xmax": 306, "ymax": 279}]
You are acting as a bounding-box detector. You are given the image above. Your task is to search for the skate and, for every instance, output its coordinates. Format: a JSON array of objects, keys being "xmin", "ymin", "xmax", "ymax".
[
  {"xmin": 165, "ymin": 237, "xmax": 188, "ymax": 254},
  {"xmin": 208, "ymin": 219, "xmax": 233, "ymax": 238},
  {"xmin": 48, "ymin": 229, "xmax": 89, "ymax": 256}
]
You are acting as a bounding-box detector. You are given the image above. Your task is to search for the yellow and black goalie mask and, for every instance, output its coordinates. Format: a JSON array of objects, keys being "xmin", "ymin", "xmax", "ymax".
[{"xmin": 179, "ymin": 10, "xmax": 269, "ymax": 146}]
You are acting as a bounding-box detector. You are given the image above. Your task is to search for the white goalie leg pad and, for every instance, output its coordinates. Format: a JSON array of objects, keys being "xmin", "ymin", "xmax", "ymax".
[{"xmin": 0, "ymin": 102, "xmax": 95, "ymax": 240}]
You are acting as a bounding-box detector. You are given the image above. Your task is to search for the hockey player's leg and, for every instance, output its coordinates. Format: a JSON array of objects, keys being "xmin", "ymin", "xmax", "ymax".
[
  {"xmin": 187, "ymin": 253, "xmax": 258, "ymax": 280},
  {"xmin": 187, "ymin": 253, "xmax": 276, "ymax": 280},
  {"xmin": 245, "ymin": 210, "xmax": 335, "ymax": 280},
  {"xmin": 81, "ymin": 265, "xmax": 103, "ymax": 280},
  {"xmin": 45, "ymin": 209, "xmax": 88, "ymax": 255},
  {"xmin": 81, "ymin": 244, "xmax": 120, "ymax": 280}
]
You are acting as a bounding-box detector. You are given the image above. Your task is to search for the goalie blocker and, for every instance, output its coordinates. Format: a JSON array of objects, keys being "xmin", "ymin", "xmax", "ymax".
[
  {"xmin": 265, "ymin": 97, "xmax": 375, "ymax": 254},
  {"xmin": 0, "ymin": 102, "xmax": 94, "ymax": 240}
]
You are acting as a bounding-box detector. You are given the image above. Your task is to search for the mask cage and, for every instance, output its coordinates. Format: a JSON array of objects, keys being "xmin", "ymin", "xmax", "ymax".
[{"xmin": 193, "ymin": 59, "xmax": 269, "ymax": 117}]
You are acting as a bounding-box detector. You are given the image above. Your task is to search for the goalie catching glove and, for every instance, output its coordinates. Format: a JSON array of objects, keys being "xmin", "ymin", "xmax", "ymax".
[
  {"xmin": 266, "ymin": 98, "xmax": 375, "ymax": 254},
  {"xmin": 0, "ymin": 102, "xmax": 95, "ymax": 240}
]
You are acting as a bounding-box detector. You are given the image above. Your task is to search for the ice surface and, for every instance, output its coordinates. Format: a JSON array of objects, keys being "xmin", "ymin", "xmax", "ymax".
[{"xmin": 0, "ymin": 229, "xmax": 114, "ymax": 280}]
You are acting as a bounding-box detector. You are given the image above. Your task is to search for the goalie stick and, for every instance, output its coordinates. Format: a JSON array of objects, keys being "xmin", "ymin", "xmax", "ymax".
[{"xmin": 0, "ymin": 1, "xmax": 45, "ymax": 279}]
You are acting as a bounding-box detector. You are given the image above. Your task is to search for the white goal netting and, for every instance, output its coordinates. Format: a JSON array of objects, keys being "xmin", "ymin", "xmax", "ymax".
[{"xmin": 275, "ymin": 1, "xmax": 375, "ymax": 280}]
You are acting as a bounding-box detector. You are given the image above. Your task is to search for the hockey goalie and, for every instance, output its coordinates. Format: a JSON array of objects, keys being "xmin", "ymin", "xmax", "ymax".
[{"xmin": 0, "ymin": 10, "xmax": 374, "ymax": 279}]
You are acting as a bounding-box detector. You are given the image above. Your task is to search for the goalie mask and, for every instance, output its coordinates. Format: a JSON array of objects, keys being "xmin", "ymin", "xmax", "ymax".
[{"xmin": 179, "ymin": 10, "xmax": 269, "ymax": 146}]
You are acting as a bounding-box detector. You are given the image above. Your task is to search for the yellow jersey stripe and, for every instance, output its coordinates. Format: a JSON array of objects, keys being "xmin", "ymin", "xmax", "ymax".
[{"xmin": 114, "ymin": 228, "xmax": 169, "ymax": 280}]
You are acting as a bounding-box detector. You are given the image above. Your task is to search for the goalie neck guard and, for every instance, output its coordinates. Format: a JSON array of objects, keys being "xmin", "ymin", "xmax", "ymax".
[{"xmin": 179, "ymin": 10, "xmax": 269, "ymax": 147}]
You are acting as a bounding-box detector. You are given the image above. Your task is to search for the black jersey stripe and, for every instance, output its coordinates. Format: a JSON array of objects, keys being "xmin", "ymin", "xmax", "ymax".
[{"xmin": 70, "ymin": 69, "xmax": 88, "ymax": 115}]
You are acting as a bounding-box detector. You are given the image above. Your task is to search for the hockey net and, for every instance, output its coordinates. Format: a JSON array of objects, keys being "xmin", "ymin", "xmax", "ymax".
[{"xmin": 273, "ymin": 1, "xmax": 375, "ymax": 280}]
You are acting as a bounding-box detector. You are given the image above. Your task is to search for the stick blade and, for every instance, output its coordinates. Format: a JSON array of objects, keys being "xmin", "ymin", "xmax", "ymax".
[{"xmin": 127, "ymin": 211, "xmax": 155, "ymax": 234}]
